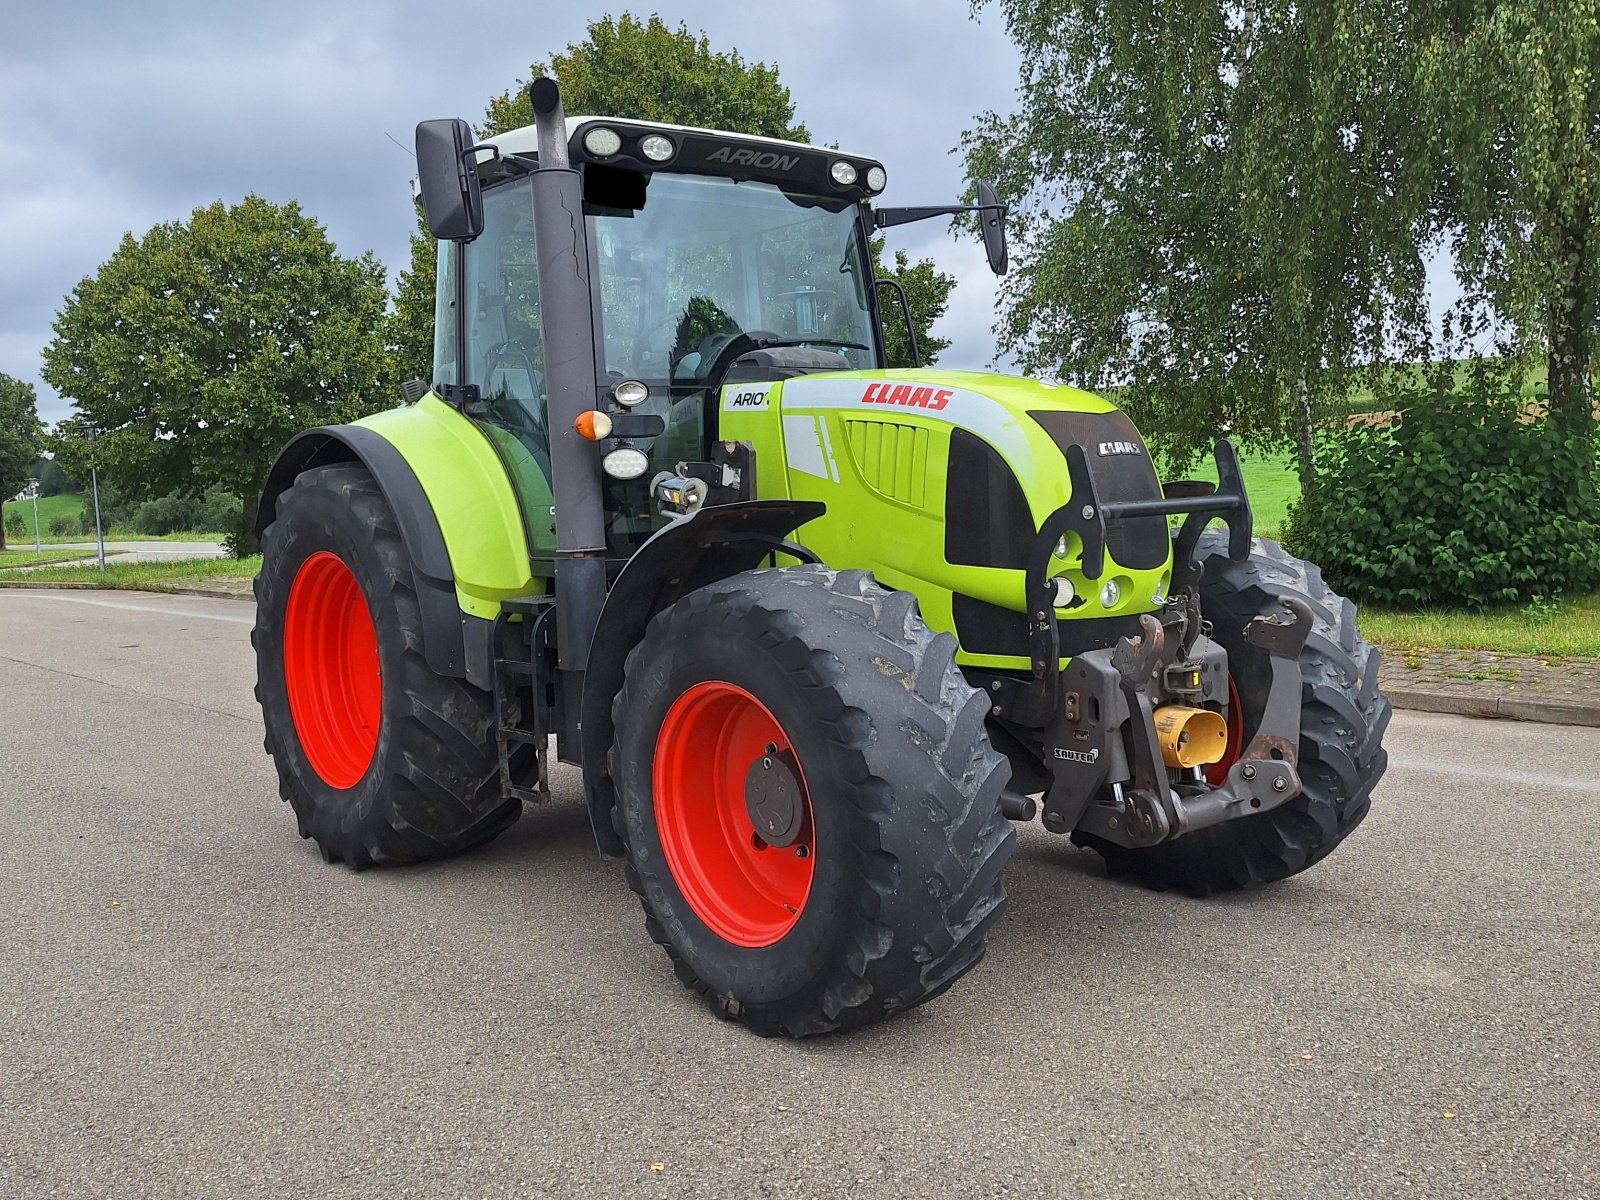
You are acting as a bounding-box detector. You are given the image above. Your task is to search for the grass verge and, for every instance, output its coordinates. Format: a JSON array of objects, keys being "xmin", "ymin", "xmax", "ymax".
[
  {"xmin": 0, "ymin": 555, "xmax": 260, "ymax": 593},
  {"xmin": 1360, "ymin": 591, "xmax": 1600, "ymax": 660},
  {"xmin": 1188, "ymin": 449, "xmax": 1299, "ymax": 539},
  {"xmin": 0, "ymin": 548, "xmax": 112, "ymax": 569}
]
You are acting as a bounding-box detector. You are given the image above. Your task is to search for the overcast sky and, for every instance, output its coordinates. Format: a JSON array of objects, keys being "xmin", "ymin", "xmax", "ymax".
[{"xmin": 1, "ymin": 1, "xmax": 1022, "ymax": 427}]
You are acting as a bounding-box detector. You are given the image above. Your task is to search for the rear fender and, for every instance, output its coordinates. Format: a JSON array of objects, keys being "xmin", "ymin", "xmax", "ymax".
[{"xmin": 580, "ymin": 499, "xmax": 825, "ymax": 855}]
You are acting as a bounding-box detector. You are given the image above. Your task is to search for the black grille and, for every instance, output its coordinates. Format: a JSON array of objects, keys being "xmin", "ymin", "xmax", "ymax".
[
  {"xmin": 952, "ymin": 592, "xmax": 1144, "ymax": 659},
  {"xmin": 1028, "ymin": 409, "xmax": 1169, "ymax": 570},
  {"xmin": 944, "ymin": 428, "xmax": 1033, "ymax": 569}
]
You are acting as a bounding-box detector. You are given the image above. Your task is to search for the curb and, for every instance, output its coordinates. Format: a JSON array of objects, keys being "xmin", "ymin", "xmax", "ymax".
[
  {"xmin": 0, "ymin": 581, "xmax": 253, "ymax": 602},
  {"xmin": 1383, "ymin": 687, "xmax": 1600, "ymax": 729}
]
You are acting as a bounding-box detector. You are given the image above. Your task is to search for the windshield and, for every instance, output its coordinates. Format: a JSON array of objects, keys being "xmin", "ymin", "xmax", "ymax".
[{"xmin": 590, "ymin": 172, "xmax": 878, "ymax": 382}]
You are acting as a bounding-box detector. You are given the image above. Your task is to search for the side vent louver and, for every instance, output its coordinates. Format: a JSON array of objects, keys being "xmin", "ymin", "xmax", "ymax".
[{"xmin": 843, "ymin": 419, "xmax": 929, "ymax": 507}]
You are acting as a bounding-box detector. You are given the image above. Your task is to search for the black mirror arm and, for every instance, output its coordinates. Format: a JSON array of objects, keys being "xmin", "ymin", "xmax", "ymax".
[
  {"xmin": 873, "ymin": 202, "xmax": 1007, "ymax": 229},
  {"xmin": 873, "ymin": 279, "xmax": 920, "ymax": 367}
]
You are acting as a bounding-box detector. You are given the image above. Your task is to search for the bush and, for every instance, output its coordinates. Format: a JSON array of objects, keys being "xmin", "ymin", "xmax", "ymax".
[
  {"xmin": 4, "ymin": 508, "xmax": 24, "ymax": 541},
  {"xmin": 49, "ymin": 512, "xmax": 83, "ymax": 538},
  {"xmin": 1286, "ymin": 398, "xmax": 1600, "ymax": 607},
  {"xmin": 129, "ymin": 487, "xmax": 241, "ymax": 536}
]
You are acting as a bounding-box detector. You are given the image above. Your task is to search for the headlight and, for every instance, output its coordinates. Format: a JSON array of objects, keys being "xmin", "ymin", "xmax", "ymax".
[
  {"xmin": 602, "ymin": 447, "xmax": 650, "ymax": 480},
  {"xmin": 1099, "ymin": 579, "xmax": 1121, "ymax": 609},
  {"xmin": 866, "ymin": 166, "xmax": 887, "ymax": 192},
  {"xmin": 583, "ymin": 127, "xmax": 623, "ymax": 157},
  {"xmin": 640, "ymin": 134, "xmax": 675, "ymax": 162},
  {"xmin": 830, "ymin": 160, "xmax": 858, "ymax": 185},
  {"xmin": 612, "ymin": 379, "xmax": 649, "ymax": 407}
]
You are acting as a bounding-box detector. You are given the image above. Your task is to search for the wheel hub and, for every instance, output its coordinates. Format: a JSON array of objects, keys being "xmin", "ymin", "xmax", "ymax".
[{"xmin": 744, "ymin": 749, "xmax": 805, "ymax": 848}]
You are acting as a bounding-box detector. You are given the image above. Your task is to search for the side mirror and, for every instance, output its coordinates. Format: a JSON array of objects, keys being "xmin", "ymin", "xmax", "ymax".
[
  {"xmin": 415, "ymin": 118, "xmax": 484, "ymax": 242},
  {"xmin": 977, "ymin": 180, "xmax": 1008, "ymax": 276}
]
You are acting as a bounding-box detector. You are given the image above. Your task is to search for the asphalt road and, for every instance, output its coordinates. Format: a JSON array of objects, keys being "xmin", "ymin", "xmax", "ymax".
[
  {"xmin": 35, "ymin": 541, "xmax": 228, "ymax": 564},
  {"xmin": 1, "ymin": 589, "xmax": 1596, "ymax": 1199}
]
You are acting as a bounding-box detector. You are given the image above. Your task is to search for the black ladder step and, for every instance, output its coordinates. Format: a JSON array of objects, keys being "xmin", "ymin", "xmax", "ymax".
[
  {"xmin": 500, "ymin": 595, "xmax": 554, "ymax": 617},
  {"xmin": 498, "ymin": 726, "xmax": 544, "ymax": 746},
  {"xmin": 506, "ymin": 784, "xmax": 547, "ymax": 804},
  {"xmin": 495, "ymin": 659, "xmax": 538, "ymax": 677}
]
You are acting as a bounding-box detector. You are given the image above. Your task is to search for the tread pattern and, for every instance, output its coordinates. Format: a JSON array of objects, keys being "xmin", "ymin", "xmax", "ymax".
[
  {"xmin": 1074, "ymin": 533, "xmax": 1391, "ymax": 895},
  {"xmin": 253, "ymin": 465, "xmax": 523, "ymax": 867},
  {"xmin": 609, "ymin": 565, "xmax": 1016, "ymax": 1036}
]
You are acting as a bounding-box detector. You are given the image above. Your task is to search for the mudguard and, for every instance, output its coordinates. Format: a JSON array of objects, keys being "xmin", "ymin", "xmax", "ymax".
[
  {"xmin": 580, "ymin": 499, "xmax": 826, "ymax": 855},
  {"xmin": 258, "ymin": 424, "xmax": 497, "ymax": 689}
]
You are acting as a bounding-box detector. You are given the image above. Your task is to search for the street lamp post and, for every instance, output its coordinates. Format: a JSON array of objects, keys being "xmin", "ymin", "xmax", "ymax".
[
  {"xmin": 86, "ymin": 429, "xmax": 105, "ymax": 573},
  {"xmin": 28, "ymin": 482, "xmax": 41, "ymax": 554}
]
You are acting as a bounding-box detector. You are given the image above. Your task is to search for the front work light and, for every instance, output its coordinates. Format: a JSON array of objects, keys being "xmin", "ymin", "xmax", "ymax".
[
  {"xmin": 602, "ymin": 446, "xmax": 650, "ymax": 480},
  {"xmin": 612, "ymin": 379, "xmax": 649, "ymax": 407},
  {"xmin": 830, "ymin": 160, "xmax": 858, "ymax": 185},
  {"xmin": 866, "ymin": 166, "xmax": 887, "ymax": 192},
  {"xmin": 583, "ymin": 127, "xmax": 623, "ymax": 157},
  {"xmin": 640, "ymin": 134, "xmax": 675, "ymax": 162}
]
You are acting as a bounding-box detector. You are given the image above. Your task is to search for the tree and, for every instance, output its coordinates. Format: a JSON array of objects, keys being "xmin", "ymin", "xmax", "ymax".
[
  {"xmin": 877, "ymin": 242, "xmax": 955, "ymax": 368},
  {"xmin": 1415, "ymin": 6, "xmax": 1600, "ymax": 439},
  {"xmin": 44, "ymin": 196, "xmax": 392, "ymax": 553},
  {"xmin": 390, "ymin": 13, "xmax": 956, "ymax": 381},
  {"xmin": 0, "ymin": 374, "xmax": 45, "ymax": 551},
  {"xmin": 964, "ymin": 2, "xmax": 1435, "ymax": 496}
]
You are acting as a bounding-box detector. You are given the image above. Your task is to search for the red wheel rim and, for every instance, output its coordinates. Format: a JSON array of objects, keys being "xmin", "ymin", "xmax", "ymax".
[
  {"xmin": 1205, "ymin": 676, "xmax": 1246, "ymax": 787},
  {"xmin": 652, "ymin": 681, "xmax": 814, "ymax": 947},
  {"xmin": 283, "ymin": 551, "xmax": 382, "ymax": 790}
]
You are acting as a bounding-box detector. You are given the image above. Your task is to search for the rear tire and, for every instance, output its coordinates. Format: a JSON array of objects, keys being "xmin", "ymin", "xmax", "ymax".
[
  {"xmin": 610, "ymin": 565, "xmax": 1015, "ymax": 1036},
  {"xmin": 253, "ymin": 464, "xmax": 522, "ymax": 867},
  {"xmin": 1074, "ymin": 533, "xmax": 1390, "ymax": 895}
]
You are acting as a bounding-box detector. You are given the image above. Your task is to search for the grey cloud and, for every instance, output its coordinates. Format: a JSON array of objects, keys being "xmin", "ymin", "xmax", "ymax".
[{"xmin": 3, "ymin": 1, "xmax": 1021, "ymax": 426}]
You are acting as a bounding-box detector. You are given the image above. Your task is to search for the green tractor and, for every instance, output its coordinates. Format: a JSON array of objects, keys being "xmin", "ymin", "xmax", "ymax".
[{"xmin": 253, "ymin": 79, "xmax": 1389, "ymax": 1036}]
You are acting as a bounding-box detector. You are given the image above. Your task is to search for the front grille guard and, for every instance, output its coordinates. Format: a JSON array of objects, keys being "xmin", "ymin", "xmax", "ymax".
[{"xmin": 991, "ymin": 438, "xmax": 1253, "ymax": 728}]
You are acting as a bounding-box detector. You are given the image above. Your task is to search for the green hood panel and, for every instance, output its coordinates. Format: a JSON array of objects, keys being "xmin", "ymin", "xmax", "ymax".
[{"xmin": 720, "ymin": 369, "xmax": 1173, "ymax": 669}]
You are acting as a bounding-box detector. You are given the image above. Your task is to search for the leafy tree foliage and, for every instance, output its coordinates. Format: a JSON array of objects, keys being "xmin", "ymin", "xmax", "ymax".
[
  {"xmin": 0, "ymin": 374, "xmax": 45, "ymax": 550},
  {"xmin": 1415, "ymin": 6, "xmax": 1600, "ymax": 437},
  {"xmin": 876, "ymin": 242, "xmax": 954, "ymax": 368},
  {"xmin": 1287, "ymin": 398, "xmax": 1600, "ymax": 606},
  {"xmin": 965, "ymin": 3, "xmax": 1435, "ymax": 494},
  {"xmin": 391, "ymin": 12, "xmax": 955, "ymax": 382},
  {"xmin": 44, "ymin": 196, "xmax": 391, "ymax": 552}
]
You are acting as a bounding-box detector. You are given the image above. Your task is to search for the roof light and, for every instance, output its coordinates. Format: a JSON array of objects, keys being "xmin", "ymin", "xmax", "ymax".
[
  {"xmin": 612, "ymin": 379, "xmax": 649, "ymax": 407},
  {"xmin": 574, "ymin": 410, "xmax": 613, "ymax": 441},
  {"xmin": 866, "ymin": 166, "xmax": 887, "ymax": 192},
  {"xmin": 602, "ymin": 446, "xmax": 650, "ymax": 480},
  {"xmin": 640, "ymin": 134, "xmax": 675, "ymax": 162},
  {"xmin": 583, "ymin": 127, "xmax": 623, "ymax": 157},
  {"xmin": 830, "ymin": 160, "xmax": 858, "ymax": 186}
]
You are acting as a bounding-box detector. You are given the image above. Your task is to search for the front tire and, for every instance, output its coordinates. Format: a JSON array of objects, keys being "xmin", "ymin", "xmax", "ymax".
[
  {"xmin": 1075, "ymin": 533, "xmax": 1391, "ymax": 895},
  {"xmin": 253, "ymin": 464, "xmax": 522, "ymax": 867},
  {"xmin": 610, "ymin": 566, "xmax": 1015, "ymax": 1036}
]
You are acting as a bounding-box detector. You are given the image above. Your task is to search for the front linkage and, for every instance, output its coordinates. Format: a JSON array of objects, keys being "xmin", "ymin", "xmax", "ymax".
[{"xmin": 992, "ymin": 438, "xmax": 1314, "ymax": 851}]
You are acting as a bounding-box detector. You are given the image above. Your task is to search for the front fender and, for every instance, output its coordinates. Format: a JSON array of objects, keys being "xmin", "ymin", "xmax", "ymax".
[
  {"xmin": 579, "ymin": 499, "xmax": 825, "ymax": 855},
  {"xmin": 257, "ymin": 395, "xmax": 535, "ymax": 690}
]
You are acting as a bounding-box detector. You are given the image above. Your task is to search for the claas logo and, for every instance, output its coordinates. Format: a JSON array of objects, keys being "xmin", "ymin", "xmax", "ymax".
[{"xmin": 860, "ymin": 383, "xmax": 954, "ymax": 410}]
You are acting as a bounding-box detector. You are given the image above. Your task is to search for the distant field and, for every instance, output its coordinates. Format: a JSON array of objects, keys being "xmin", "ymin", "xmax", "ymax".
[
  {"xmin": 2, "ymin": 494, "xmax": 225, "ymax": 544},
  {"xmin": 1188, "ymin": 449, "xmax": 1299, "ymax": 539}
]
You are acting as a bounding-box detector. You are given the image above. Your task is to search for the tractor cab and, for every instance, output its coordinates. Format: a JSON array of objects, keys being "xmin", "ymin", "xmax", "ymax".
[{"xmin": 426, "ymin": 115, "xmax": 898, "ymax": 563}]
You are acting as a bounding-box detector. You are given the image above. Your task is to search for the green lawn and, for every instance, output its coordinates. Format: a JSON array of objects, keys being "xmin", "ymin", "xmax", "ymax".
[
  {"xmin": 0, "ymin": 555, "xmax": 260, "ymax": 591},
  {"xmin": 1359, "ymin": 592, "xmax": 1600, "ymax": 660},
  {"xmin": 0, "ymin": 547, "xmax": 108, "ymax": 569}
]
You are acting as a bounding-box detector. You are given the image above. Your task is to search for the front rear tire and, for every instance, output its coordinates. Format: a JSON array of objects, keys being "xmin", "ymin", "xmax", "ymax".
[
  {"xmin": 253, "ymin": 464, "xmax": 522, "ymax": 867},
  {"xmin": 610, "ymin": 566, "xmax": 1016, "ymax": 1037},
  {"xmin": 1075, "ymin": 533, "xmax": 1391, "ymax": 894}
]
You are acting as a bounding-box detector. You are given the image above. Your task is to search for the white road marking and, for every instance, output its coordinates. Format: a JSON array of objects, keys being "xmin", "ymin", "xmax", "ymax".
[
  {"xmin": 0, "ymin": 592, "xmax": 254, "ymax": 625},
  {"xmin": 1387, "ymin": 754, "xmax": 1600, "ymax": 795}
]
